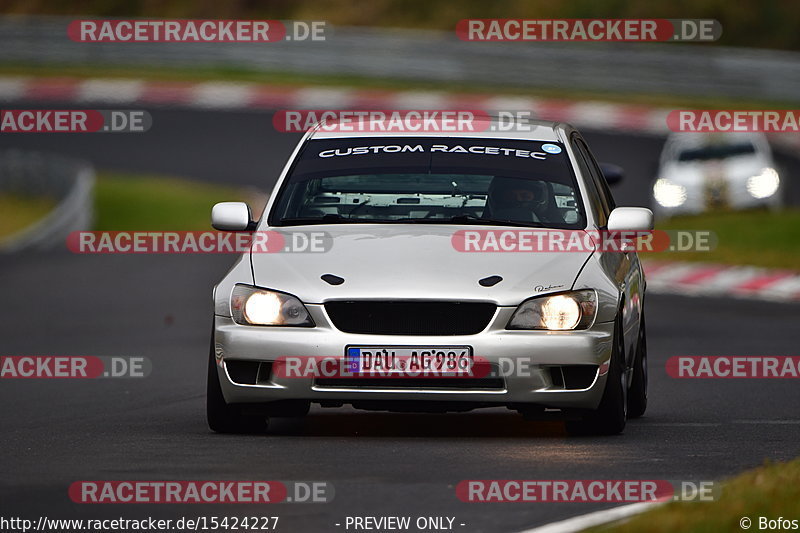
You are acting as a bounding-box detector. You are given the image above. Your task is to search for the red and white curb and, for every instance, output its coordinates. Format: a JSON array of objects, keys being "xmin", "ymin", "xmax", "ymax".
[
  {"xmin": 644, "ymin": 260, "xmax": 800, "ymax": 302},
  {"xmin": 0, "ymin": 75, "xmax": 797, "ymax": 147},
  {"xmin": 0, "ymin": 76, "xmax": 667, "ymax": 133}
]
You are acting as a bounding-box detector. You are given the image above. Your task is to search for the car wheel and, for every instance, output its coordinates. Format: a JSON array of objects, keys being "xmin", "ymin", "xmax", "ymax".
[
  {"xmin": 566, "ymin": 314, "xmax": 627, "ymax": 436},
  {"xmin": 207, "ymin": 337, "xmax": 268, "ymax": 434},
  {"xmin": 627, "ymin": 312, "xmax": 648, "ymax": 419}
]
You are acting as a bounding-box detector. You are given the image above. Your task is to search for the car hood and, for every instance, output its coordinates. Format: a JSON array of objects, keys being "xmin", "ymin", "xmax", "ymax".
[{"xmin": 251, "ymin": 225, "xmax": 593, "ymax": 306}]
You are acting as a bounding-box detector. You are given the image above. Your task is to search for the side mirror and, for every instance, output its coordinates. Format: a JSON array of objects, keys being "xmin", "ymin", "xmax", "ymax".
[
  {"xmin": 212, "ymin": 202, "xmax": 253, "ymax": 231},
  {"xmin": 600, "ymin": 163, "xmax": 624, "ymax": 185},
  {"xmin": 607, "ymin": 207, "xmax": 653, "ymax": 232}
]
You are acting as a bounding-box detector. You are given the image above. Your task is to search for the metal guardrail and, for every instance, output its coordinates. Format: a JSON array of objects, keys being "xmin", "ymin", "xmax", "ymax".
[
  {"xmin": 0, "ymin": 151, "xmax": 95, "ymax": 252},
  {"xmin": 1, "ymin": 16, "xmax": 800, "ymax": 103}
]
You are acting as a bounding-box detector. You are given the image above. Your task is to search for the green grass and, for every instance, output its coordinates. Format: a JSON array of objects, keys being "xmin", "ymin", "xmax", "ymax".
[
  {"xmin": 0, "ymin": 194, "xmax": 57, "ymax": 240},
  {"xmin": 2, "ymin": 63, "xmax": 799, "ymax": 110},
  {"xmin": 642, "ymin": 209, "xmax": 800, "ymax": 270},
  {"xmin": 94, "ymin": 172, "xmax": 250, "ymax": 230},
  {"xmin": 589, "ymin": 458, "xmax": 800, "ymax": 533}
]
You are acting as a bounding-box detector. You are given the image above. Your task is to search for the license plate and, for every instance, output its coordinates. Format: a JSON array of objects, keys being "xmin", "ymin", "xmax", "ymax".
[{"xmin": 346, "ymin": 346, "xmax": 473, "ymax": 375}]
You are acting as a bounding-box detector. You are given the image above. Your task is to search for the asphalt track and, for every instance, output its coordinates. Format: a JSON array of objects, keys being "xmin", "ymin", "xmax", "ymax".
[{"xmin": 1, "ymin": 105, "xmax": 799, "ymax": 532}]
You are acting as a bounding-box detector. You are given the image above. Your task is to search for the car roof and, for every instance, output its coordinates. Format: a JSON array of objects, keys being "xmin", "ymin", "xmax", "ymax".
[
  {"xmin": 308, "ymin": 116, "xmax": 568, "ymax": 142},
  {"xmin": 665, "ymin": 131, "xmax": 768, "ymax": 148}
]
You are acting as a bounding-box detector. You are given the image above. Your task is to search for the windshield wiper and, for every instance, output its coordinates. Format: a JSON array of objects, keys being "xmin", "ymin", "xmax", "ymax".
[
  {"xmin": 278, "ymin": 214, "xmax": 357, "ymax": 226},
  {"xmin": 279, "ymin": 214, "xmax": 544, "ymax": 228},
  {"xmin": 447, "ymin": 214, "xmax": 544, "ymax": 228}
]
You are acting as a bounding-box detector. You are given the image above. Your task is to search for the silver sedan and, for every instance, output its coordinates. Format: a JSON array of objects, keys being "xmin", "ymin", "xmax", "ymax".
[{"xmin": 207, "ymin": 118, "xmax": 653, "ymax": 436}]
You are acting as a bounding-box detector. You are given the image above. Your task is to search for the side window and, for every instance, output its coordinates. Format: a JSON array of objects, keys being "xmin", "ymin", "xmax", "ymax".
[
  {"xmin": 570, "ymin": 134, "xmax": 607, "ymax": 227},
  {"xmin": 577, "ymin": 137, "xmax": 617, "ymax": 212}
]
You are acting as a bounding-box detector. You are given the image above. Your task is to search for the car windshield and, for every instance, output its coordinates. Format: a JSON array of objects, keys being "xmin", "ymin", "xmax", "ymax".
[
  {"xmin": 677, "ymin": 141, "xmax": 756, "ymax": 162},
  {"xmin": 269, "ymin": 137, "xmax": 585, "ymax": 229}
]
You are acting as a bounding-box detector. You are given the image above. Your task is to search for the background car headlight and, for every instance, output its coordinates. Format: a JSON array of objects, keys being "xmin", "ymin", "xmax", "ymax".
[
  {"xmin": 746, "ymin": 167, "xmax": 780, "ymax": 199},
  {"xmin": 653, "ymin": 178, "xmax": 687, "ymax": 207},
  {"xmin": 507, "ymin": 290, "xmax": 597, "ymax": 331},
  {"xmin": 230, "ymin": 285, "xmax": 314, "ymax": 326}
]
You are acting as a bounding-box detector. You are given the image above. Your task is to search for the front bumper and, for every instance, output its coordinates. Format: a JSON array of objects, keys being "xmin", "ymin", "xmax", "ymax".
[
  {"xmin": 653, "ymin": 182, "xmax": 781, "ymax": 217},
  {"xmin": 212, "ymin": 305, "xmax": 614, "ymax": 412}
]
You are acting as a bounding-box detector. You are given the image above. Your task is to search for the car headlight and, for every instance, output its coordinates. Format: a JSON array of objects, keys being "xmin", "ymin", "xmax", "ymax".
[
  {"xmin": 507, "ymin": 290, "xmax": 597, "ymax": 331},
  {"xmin": 230, "ymin": 285, "xmax": 314, "ymax": 326},
  {"xmin": 653, "ymin": 178, "xmax": 687, "ymax": 208},
  {"xmin": 746, "ymin": 167, "xmax": 780, "ymax": 199}
]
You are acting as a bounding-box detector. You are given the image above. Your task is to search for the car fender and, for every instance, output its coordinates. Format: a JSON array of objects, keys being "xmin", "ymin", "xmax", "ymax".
[
  {"xmin": 573, "ymin": 249, "xmax": 644, "ymax": 369},
  {"xmin": 213, "ymin": 255, "xmax": 256, "ymax": 317}
]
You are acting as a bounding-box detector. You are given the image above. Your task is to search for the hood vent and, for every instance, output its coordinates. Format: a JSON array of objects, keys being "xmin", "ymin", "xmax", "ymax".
[
  {"xmin": 478, "ymin": 275, "xmax": 503, "ymax": 287},
  {"xmin": 321, "ymin": 274, "xmax": 345, "ymax": 286}
]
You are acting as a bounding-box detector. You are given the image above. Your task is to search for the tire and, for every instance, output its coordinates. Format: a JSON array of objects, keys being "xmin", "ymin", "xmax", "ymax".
[
  {"xmin": 207, "ymin": 338, "xmax": 268, "ymax": 434},
  {"xmin": 566, "ymin": 315, "xmax": 627, "ymax": 436},
  {"xmin": 627, "ymin": 312, "xmax": 648, "ymax": 419}
]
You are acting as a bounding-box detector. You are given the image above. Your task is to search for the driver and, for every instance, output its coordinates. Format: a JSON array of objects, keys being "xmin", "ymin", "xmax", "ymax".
[{"xmin": 485, "ymin": 177, "xmax": 548, "ymax": 223}]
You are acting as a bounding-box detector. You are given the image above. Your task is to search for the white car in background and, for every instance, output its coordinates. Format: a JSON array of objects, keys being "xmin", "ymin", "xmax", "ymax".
[{"xmin": 652, "ymin": 132, "xmax": 782, "ymax": 218}]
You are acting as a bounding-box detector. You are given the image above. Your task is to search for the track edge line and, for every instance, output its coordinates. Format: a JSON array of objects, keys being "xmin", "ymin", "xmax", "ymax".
[{"xmin": 514, "ymin": 500, "xmax": 667, "ymax": 533}]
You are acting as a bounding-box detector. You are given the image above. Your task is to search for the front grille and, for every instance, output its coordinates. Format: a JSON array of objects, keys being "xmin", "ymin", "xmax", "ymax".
[
  {"xmin": 324, "ymin": 301, "xmax": 496, "ymax": 335},
  {"xmin": 704, "ymin": 179, "xmax": 729, "ymax": 209}
]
